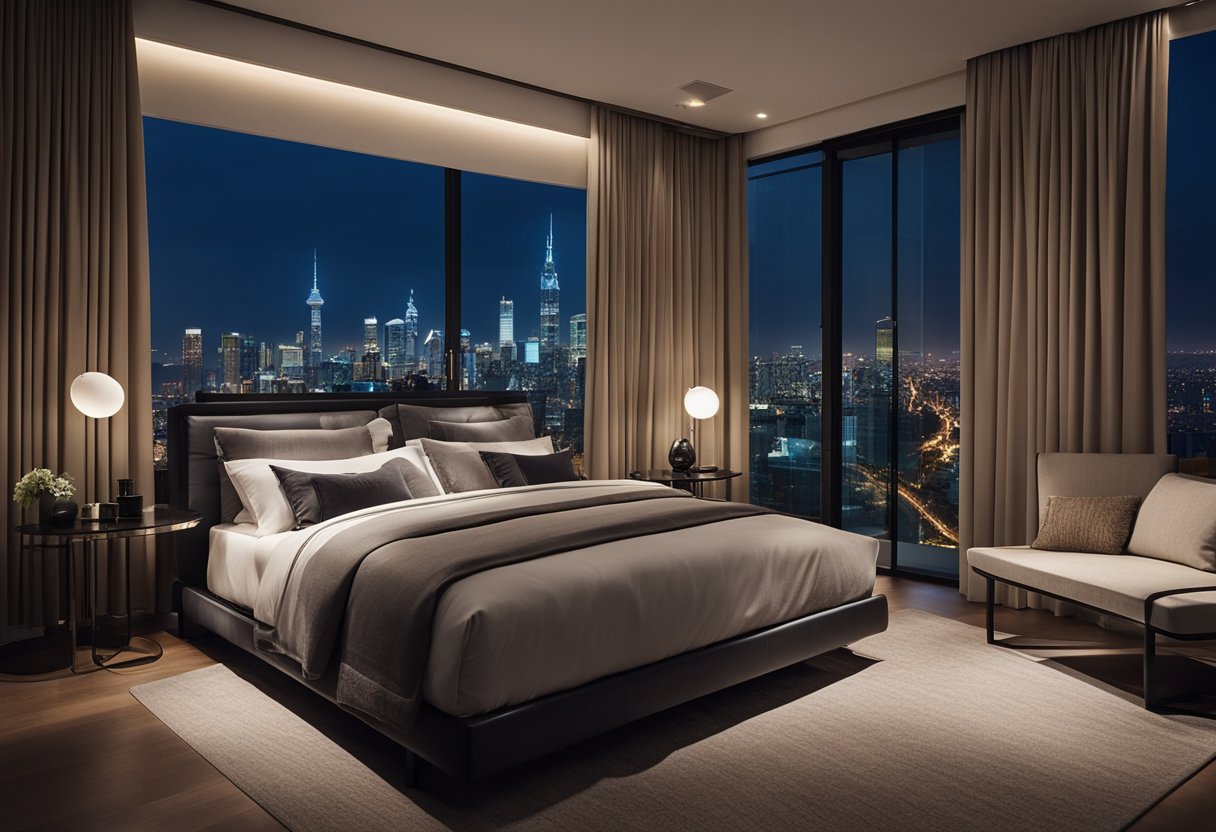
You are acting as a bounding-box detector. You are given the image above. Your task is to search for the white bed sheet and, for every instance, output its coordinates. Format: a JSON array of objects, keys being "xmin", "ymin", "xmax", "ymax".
[{"xmin": 207, "ymin": 524, "xmax": 295, "ymax": 611}]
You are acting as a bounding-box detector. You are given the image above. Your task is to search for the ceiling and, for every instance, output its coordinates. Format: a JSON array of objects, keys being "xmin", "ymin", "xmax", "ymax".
[{"xmin": 226, "ymin": 0, "xmax": 1177, "ymax": 134}]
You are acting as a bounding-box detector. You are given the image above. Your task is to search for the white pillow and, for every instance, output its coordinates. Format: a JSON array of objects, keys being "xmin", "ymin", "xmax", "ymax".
[{"xmin": 225, "ymin": 446, "xmax": 439, "ymax": 536}]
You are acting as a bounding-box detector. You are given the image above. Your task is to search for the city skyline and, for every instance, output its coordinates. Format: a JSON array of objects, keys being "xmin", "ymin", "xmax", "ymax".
[{"xmin": 144, "ymin": 117, "xmax": 586, "ymax": 360}]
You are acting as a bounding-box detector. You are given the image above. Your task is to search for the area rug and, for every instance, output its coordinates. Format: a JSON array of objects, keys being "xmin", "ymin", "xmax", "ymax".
[{"xmin": 130, "ymin": 610, "xmax": 1216, "ymax": 831}]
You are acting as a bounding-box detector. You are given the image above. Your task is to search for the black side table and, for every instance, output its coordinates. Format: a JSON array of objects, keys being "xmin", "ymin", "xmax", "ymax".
[
  {"xmin": 11, "ymin": 507, "xmax": 201, "ymax": 675},
  {"xmin": 629, "ymin": 468, "xmax": 743, "ymax": 499}
]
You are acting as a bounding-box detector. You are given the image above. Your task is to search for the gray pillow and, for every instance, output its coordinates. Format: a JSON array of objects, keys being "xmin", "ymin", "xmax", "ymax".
[
  {"xmin": 428, "ymin": 415, "xmax": 534, "ymax": 443},
  {"xmin": 421, "ymin": 436, "xmax": 555, "ymax": 493},
  {"xmin": 381, "ymin": 402, "xmax": 533, "ymax": 446},
  {"xmin": 213, "ymin": 418, "xmax": 392, "ymax": 523},
  {"xmin": 1127, "ymin": 474, "xmax": 1216, "ymax": 572},
  {"xmin": 1031, "ymin": 496, "xmax": 1140, "ymax": 555},
  {"xmin": 271, "ymin": 458, "xmax": 422, "ymax": 527}
]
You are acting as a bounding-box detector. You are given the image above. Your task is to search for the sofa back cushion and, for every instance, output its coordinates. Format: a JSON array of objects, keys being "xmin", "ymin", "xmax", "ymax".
[
  {"xmin": 1036, "ymin": 453, "xmax": 1176, "ymax": 531},
  {"xmin": 1127, "ymin": 473, "xmax": 1216, "ymax": 572}
]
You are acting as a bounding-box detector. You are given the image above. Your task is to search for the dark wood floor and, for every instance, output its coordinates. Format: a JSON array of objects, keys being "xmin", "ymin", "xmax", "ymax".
[{"xmin": 2, "ymin": 575, "xmax": 1214, "ymax": 831}]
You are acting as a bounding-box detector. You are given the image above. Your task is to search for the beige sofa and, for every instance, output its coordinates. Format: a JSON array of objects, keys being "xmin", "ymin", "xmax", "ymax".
[{"xmin": 966, "ymin": 453, "xmax": 1216, "ymax": 712}]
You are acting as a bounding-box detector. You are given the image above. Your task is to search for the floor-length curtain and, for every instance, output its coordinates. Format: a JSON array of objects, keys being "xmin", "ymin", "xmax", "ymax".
[
  {"xmin": 1, "ymin": 0, "xmax": 154, "ymax": 639},
  {"xmin": 585, "ymin": 108, "xmax": 748, "ymax": 497},
  {"xmin": 959, "ymin": 12, "xmax": 1168, "ymax": 604}
]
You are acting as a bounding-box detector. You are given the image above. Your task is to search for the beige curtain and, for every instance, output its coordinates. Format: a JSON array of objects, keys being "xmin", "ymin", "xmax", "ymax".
[
  {"xmin": 1, "ymin": 0, "xmax": 154, "ymax": 639},
  {"xmin": 585, "ymin": 108, "xmax": 748, "ymax": 498},
  {"xmin": 959, "ymin": 12, "xmax": 1168, "ymax": 604}
]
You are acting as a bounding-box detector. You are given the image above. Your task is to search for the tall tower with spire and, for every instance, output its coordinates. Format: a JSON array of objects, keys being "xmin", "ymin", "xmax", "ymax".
[
  {"xmin": 539, "ymin": 214, "xmax": 560, "ymax": 349},
  {"xmin": 404, "ymin": 290, "xmax": 419, "ymax": 367},
  {"xmin": 306, "ymin": 249, "xmax": 324, "ymax": 375}
]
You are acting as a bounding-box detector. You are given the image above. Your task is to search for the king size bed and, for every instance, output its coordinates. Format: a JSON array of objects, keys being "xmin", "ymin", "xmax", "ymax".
[{"xmin": 166, "ymin": 391, "xmax": 887, "ymax": 784}]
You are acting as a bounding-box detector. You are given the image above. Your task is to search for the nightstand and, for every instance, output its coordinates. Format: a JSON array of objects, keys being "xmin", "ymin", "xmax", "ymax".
[
  {"xmin": 629, "ymin": 468, "xmax": 742, "ymax": 499},
  {"xmin": 10, "ymin": 507, "xmax": 201, "ymax": 675}
]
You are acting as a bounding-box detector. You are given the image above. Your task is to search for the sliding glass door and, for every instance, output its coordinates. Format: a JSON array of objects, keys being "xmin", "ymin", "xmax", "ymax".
[{"xmin": 748, "ymin": 111, "xmax": 961, "ymax": 578}]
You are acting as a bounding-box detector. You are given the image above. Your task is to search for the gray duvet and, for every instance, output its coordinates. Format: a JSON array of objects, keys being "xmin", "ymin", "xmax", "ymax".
[{"xmin": 253, "ymin": 481, "xmax": 878, "ymax": 727}]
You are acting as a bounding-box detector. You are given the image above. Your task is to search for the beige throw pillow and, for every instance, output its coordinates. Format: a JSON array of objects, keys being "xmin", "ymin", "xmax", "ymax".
[
  {"xmin": 1127, "ymin": 473, "xmax": 1216, "ymax": 572},
  {"xmin": 1031, "ymin": 495, "xmax": 1140, "ymax": 555}
]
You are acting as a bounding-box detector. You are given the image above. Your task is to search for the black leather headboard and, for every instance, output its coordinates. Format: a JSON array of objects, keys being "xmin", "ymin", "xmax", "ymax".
[{"xmin": 165, "ymin": 391, "xmax": 533, "ymax": 598}]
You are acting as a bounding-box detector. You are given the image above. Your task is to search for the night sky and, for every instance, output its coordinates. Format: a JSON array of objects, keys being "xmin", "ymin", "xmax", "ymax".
[
  {"xmin": 1166, "ymin": 28, "xmax": 1216, "ymax": 353},
  {"xmin": 143, "ymin": 117, "xmax": 586, "ymax": 365}
]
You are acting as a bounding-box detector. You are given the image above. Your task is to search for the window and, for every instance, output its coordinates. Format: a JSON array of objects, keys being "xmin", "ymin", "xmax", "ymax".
[
  {"xmin": 747, "ymin": 151, "xmax": 824, "ymax": 518},
  {"xmin": 460, "ymin": 172, "xmax": 587, "ymax": 455},
  {"xmin": 747, "ymin": 114, "xmax": 961, "ymax": 578},
  {"xmin": 143, "ymin": 118, "xmax": 587, "ymax": 469},
  {"xmin": 1166, "ymin": 29, "xmax": 1216, "ymax": 474}
]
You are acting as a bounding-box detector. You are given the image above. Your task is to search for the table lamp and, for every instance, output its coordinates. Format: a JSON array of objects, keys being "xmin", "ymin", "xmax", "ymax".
[
  {"xmin": 70, "ymin": 372, "xmax": 125, "ymax": 511},
  {"xmin": 668, "ymin": 385, "xmax": 720, "ymax": 473}
]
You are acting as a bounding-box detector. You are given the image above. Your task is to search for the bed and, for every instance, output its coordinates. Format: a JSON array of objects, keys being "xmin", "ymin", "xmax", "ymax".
[{"xmin": 166, "ymin": 392, "xmax": 887, "ymax": 783}]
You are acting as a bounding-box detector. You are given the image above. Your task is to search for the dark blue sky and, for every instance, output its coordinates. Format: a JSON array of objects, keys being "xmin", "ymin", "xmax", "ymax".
[
  {"xmin": 144, "ymin": 117, "xmax": 585, "ymax": 364},
  {"xmin": 1166, "ymin": 28, "xmax": 1216, "ymax": 352}
]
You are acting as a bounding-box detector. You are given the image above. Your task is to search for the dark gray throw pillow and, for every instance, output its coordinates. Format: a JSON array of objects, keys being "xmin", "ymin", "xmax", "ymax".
[
  {"xmin": 479, "ymin": 449, "xmax": 580, "ymax": 487},
  {"xmin": 428, "ymin": 415, "xmax": 535, "ymax": 442},
  {"xmin": 213, "ymin": 419, "xmax": 391, "ymax": 523},
  {"xmin": 271, "ymin": 459, "xmax": 415, "ymax": 526},
  {"xmin": 1031, "ymin": 495, "xmax": 1141, "ymax": 555}
]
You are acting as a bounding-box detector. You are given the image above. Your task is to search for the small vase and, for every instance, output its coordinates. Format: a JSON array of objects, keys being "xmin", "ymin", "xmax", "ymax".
[
  {"xmin": 668, "ymin": 438, "xmax": 696, "ymax": 472},
  {"xmin": 37, "ymin": 493, "xmax": 55, "ymax": 526}
]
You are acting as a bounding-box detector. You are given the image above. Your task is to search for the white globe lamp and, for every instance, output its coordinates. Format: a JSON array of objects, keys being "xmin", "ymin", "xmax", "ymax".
[{"xmin": 70, "ymin": 372, "xmax": 125, "ymax": 418}]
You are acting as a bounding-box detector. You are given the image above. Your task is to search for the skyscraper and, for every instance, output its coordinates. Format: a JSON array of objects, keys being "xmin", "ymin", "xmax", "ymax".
[
  {"xmin": 540, "ymin": 214, "xmax": 560, "ymax": 348},
  {"xmin": 182, "ymin": 328, "xmax": 203, "ymax": 401},
  {"xmin": 876, "ymin": 317, "xmax": 895, "ymax": 371},
  {"xmin": 424, "ymin": 329, "xmax": 444, "ymax": 385},
  {"xmin": 404, "ymin": 290, "xmax": 419, "ymax": 365},
  {"xmin": 306, "ymin": 249, "xmax": 324, "ymax": 372},
  {"xmin": 240, "ymin": 335, "xmax": 258, "ymax": 381},
  {"xmin": 220, "ymin": 332, "xmax": 242, "ymax": 392},
  {"xmin": 384, "ymin": 318, "xmax": 406, "ymax": 378},
  {"xmin": 499, "ymin": 297, "xmax": 515, "ymax": 358},
  {"xmin": 360, "ymin": 317, "xmax": 382, "ymax": 381},
  {"xmin": 569, "ymin": 313, "xmax": 587, "ymax": 365},
  {"xmin": 363, "ymin": 317, "xmax": 379, "ymax": 355}
]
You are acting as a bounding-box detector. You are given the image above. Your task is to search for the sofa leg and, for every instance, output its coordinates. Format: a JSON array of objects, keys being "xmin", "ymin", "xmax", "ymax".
[
  {"xmin": 985, "ymin": 576, "xmax": 996, "ymax": 644},
  {"xmin": 1143, "ymin": 626, "xmax": 1157, "ymax": 710}
]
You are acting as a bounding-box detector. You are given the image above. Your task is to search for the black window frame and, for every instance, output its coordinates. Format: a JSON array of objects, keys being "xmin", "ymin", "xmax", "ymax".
[{"xmin": 749, "ymin": 107, "xmax": 964, "ymax": 580}]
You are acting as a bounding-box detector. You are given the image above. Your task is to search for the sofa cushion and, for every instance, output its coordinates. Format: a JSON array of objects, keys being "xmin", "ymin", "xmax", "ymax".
[
  {"xmin": 1127, "ymin": 474, "xmax": 1216, "ymax": 572},
  {"xmin": 1031, "ymin": 495, "xmax": 1140, "ymax": 555},
  {"xmin": 967, "ymin": 546, "xmax": 1216, "ymax": 635},
  {"xmin": 1036, "ymin": 453, "xmax": 1176, "ymax": 529}
]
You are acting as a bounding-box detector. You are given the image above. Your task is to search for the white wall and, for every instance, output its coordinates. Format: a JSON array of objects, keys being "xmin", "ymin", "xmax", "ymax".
[
  {"xmin": 745, "ymin": 2, "xmax": 1216, "ymax": 161},
  {"xmin": 133, "ymin": 0, "xmax": 589, "ymax": 188}
]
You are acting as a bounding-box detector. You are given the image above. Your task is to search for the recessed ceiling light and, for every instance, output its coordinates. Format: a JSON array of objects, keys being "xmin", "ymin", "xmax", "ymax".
[
  {"xmin": 756, "ymin": 113, "xmax": 768, "ymax": 119},
  {"xmin": 684, "ymin": 99, "xmax": 706, "ymax": 108}
]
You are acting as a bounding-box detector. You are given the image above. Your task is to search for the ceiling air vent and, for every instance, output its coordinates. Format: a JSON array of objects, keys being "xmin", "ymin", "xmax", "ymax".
[{"xmin": 678, "ymin": 80, "xmax": 733, "ymax": 108}]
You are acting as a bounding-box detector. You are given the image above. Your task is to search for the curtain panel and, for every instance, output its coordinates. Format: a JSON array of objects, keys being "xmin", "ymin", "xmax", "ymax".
[
  {"xmin": 584, "ymin": 108, "xmax": 748, "ymax": 498},
  {"xmin": 959, "ymin": 12, "xmax": 1169, "ymax": 603},
  {"xmin": 0, "ymin": 0, "xmax": 154, "ymax": 638}
]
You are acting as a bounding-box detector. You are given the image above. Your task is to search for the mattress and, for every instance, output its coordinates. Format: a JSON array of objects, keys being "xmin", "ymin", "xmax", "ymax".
[
  {"xmin": 207, "ymin": 524, "xmax": 294, "ymax": 611},
  {"xmin": 220, "ymin": 482, "xmax": 878, "ymax": 718}
]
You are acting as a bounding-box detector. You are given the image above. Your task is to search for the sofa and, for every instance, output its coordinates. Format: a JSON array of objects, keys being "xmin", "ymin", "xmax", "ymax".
[{"xmin": 966, "ymin": 453, "xmax": 1216, "ymax": 712}]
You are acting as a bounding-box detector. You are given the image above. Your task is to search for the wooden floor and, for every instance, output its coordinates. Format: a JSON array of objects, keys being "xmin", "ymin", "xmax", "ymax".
[{"xmin": 2, "ymin": 575, "xmax": 1214, "ymax": 831}]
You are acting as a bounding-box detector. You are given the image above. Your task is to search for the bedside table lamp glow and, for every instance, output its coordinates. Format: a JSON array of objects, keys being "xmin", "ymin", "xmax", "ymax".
[{"xmin": 70, "ymin": 372, "xmax": 124, "ymax": 503}]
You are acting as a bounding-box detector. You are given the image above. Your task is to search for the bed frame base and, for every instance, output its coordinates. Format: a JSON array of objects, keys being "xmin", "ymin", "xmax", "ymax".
[{"xmin": 182, "ymin": 586, "xmax": 887, "ymax": 783}]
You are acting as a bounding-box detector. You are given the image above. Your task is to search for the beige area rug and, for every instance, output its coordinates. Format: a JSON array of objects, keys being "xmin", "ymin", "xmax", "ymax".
[{"xmin": 130, "ymin": 611, "xmax": 1216, "ymax": 832}]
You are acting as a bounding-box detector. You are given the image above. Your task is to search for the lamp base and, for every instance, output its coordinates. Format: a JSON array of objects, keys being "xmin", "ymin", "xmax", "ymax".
[{"xmin": 687, "ymin": 465, "xmax": 719, "ymax": 474}]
